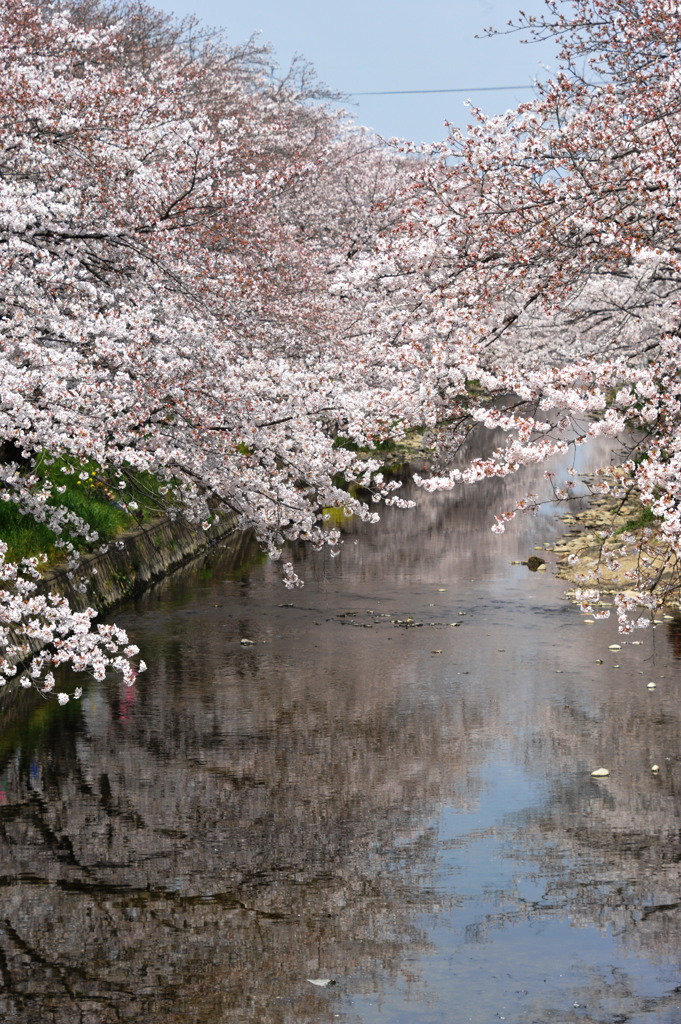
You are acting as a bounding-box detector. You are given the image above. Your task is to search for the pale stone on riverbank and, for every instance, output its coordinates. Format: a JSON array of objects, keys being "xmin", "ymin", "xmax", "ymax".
[{"xmin": 552, "ymin": 490, "xmax": 680, "ymax": 611}]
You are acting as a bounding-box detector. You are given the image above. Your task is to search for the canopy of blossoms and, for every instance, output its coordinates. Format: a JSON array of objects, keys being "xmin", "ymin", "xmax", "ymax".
[
  {"xmin": 2, "ymin": 0, "xmax": 680, "ymax": 698},
  {"xmin": 338, "ymin": 0, "xmax": 681, "ymax": 630}
]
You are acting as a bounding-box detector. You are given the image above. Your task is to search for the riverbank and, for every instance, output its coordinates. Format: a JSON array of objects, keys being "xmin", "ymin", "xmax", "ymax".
[
  {"xmin": 549, "ymin": 488, "xmax": 680, "ymax": 611},
  {"xmin": 40, "ymin": 512, "xmax": 251, "ymax": 616}
]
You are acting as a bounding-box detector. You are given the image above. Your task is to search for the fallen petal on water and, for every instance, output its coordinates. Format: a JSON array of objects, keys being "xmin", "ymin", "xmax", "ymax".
[
  {"xmin": 591, "ymin": 767, "xmax": 610, "ymax": 777},
  {"xmin": 307, "ymin": 979, "xmax": 334, "ymax": 988}
]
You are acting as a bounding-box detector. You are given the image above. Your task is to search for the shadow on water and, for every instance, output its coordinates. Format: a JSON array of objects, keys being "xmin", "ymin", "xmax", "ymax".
[{"xmin": 1, "ymin": 434, "xmax": 680, "ymax": 1023}]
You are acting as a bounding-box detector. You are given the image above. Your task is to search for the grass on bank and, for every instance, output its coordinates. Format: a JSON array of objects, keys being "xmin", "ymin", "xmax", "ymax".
[
  {"xmin": 1, "ymin": 458, "xmax": 173, "ymax": 565},
  {"xmin": 6, "ymin": 426, "xmax": 430, "ymax": 564}
]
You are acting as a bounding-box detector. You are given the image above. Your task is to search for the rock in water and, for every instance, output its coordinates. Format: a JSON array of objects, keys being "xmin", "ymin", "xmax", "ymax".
[{"xmin": 526, "ymin": 556, "xmax": 546, "ymax": 571}]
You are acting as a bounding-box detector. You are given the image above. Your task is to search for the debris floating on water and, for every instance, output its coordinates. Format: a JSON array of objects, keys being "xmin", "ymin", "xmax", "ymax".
[{"xmin": 591, "ymin": 767, "xmax": 610, "ymax": 777}]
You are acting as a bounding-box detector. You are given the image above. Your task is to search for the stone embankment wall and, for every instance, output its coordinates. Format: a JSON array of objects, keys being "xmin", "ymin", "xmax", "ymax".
[
  {"xmin": 1, "ymin": 516, "xmax": 255, "ymax": 723},
  {"xmin": 42, "ymin": 513, "xmax": 249, "ymax": 616}
]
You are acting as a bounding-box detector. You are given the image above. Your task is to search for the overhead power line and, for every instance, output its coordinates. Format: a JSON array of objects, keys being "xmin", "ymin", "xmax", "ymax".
[{"xmin": 351, "ymin": 85, "xmax": 537, "ymax": 96}]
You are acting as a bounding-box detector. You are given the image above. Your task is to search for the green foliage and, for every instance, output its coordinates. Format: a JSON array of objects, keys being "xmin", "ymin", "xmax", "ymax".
[
  {"xmin": 333, "ymin": 434, "xmax": 397, "ymax": 455},
  {"xmin": 2, "ymin": 456, "xmax": 176, "ymax": 565},
  {"xmin": 52, "ymin": 485, "xmax": 131, "ymax": 535},
  {"xmin": 0, "ymin": 502, "xmax": 59, "ymax": 563},
  {"xmin": 333, "ymin": 435, "xmax": 361, "ymax": 452},
  {"xmin": 618, "ymin": 505, "xmax": 659, "ymax": 534},
  {"xmin": 372, "ymin": 437, "xmax": 398, "ymax": 452}
]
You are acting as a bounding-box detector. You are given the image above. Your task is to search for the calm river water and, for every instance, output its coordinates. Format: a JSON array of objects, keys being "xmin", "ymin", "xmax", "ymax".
[{"xmin": 1, "ymin": 441, "xmax": 681, "ymax": 1024}]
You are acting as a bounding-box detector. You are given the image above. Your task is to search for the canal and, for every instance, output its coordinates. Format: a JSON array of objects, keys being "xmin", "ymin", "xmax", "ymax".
[{"xmin": 1, "ymin": 439, "xmax": 680, "ymax": 1023}]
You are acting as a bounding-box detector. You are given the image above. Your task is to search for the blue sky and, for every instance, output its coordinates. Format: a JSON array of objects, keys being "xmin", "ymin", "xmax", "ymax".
[{"xmin": 154, "ymin": 0, "xmax": 559, "ymax": 143}]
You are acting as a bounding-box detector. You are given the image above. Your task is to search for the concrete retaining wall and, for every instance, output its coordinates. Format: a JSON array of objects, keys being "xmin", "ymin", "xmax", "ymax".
[
  {"xmin": 41, "ymin": 513, "xmax": 247, "ymax": 615},
  {"xmin": 1, "ymin": 515, "xmax": 256, "ymax": 720}
]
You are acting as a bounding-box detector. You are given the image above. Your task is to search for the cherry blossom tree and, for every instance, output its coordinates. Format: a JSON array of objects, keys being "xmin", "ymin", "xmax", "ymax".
[
  {"xmin": 4, "ymin": 0, "xmax": 681, "ymax": 702},
  {"xmin": 0, "ymin": 0, "xmax": 419, "ymax": 693},
  {"xmin": 338, "ymin": 0, "xmax": 681, "ymax": 628}
]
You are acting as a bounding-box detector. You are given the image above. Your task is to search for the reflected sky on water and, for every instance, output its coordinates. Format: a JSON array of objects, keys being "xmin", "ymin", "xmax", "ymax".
[{"xmin": 0, "ymin": 436, "xmax": 680, "ymax": 1023}]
